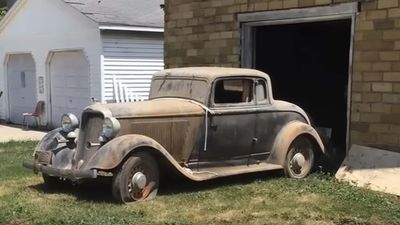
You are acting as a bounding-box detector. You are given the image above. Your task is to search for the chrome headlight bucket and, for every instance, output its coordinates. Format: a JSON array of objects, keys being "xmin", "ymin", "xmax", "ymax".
[
  {"xmin": 102, "ymin": 117, "xmax": 120, "ymax": 139},
  {"xmin": 61, "ymin": 113, "xmax": 79, "ymax": 133}
]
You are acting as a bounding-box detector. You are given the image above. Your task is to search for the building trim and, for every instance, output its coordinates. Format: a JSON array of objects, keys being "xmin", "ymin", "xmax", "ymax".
[
  {"xmin": 99, "ymin": 25, "xmax": 164, "ymax": 33},
  {"xmin": 239, "ymin": 2, "xmax": 358, "ymax": 151},
  {"xmin": 238, "ymin": 2, "xmax": 358, "ymax": 23},
  {"xmin": 0, "ymin": 0, "xmax": 26, "ymax": 33}
]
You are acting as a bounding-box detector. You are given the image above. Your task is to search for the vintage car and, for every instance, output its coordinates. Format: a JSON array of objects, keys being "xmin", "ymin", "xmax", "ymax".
[{"xmin": 23, "ymin": 67, "xmax": 325, "ymax": 203}]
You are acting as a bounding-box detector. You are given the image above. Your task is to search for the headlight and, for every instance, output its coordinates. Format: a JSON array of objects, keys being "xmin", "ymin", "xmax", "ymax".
[
  {"xmin": 61, "ymin": 113, "xmax": 79, "ymax": 133},
  {"xmin": 102, "ymin": 117, "xmax": 120, "ymax": 139}
]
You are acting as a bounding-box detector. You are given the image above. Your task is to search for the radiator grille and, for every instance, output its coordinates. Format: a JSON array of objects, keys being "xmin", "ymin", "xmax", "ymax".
[{"xmin": 75, "ymin": 112, "xmax": 104, "ymax": 167}]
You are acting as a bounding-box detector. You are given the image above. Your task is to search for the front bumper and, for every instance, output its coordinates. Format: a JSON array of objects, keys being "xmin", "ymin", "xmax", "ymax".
[{"xmin": 22, "ymin": 161, "xmax": 97, "ymax": 180}]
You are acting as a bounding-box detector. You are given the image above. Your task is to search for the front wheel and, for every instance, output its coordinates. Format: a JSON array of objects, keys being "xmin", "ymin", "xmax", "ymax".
[
  {"xmin": 284, "ymin": 136, "xmax": 315, "ymax": 179},
  {"xmin": 112, "ymin": 152, "xmax": 159, "ymax": 204}
]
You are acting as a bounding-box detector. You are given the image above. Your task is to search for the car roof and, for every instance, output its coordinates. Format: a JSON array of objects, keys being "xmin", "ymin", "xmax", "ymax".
[{"xmin": 153, "ymin": 67, "xmax": 269, "ymax": 81}]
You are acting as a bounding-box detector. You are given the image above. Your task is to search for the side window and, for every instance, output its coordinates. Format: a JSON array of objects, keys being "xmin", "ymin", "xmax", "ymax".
[
  {"xmin": 256, "ymin": 79, "xmax": 267, "ymax": 103},
  {"xmin": 214, "ymin": 79, "xmax": 253, "ymax": 104}
]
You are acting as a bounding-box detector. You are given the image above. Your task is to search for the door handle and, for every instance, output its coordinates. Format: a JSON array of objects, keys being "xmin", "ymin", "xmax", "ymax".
[
  {"xmin": 252, "ymin": 138, "xmax": 258, "ymax": 143},
  {"xmin": 209, "ymin": 123, "xmax": 218, "ymax": 131},
  {"xmin": 209, "ymin": 116, "xmax": 218, "ymax": 131}
]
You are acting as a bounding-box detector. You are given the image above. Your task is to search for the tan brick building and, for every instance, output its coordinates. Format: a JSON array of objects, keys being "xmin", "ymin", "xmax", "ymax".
[{"xmin": 164, "ymin": 0, "xmax": 400, "ymax": 154}]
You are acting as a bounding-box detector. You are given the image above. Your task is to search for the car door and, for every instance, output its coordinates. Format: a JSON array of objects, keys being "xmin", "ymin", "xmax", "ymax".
[
  {"xmin": 199, "ymin": 78, "xmax": 257, "ymax": 165},
  {"xmin": 250, "ymin": 79, "xmax": 278, "ymax": 163}
]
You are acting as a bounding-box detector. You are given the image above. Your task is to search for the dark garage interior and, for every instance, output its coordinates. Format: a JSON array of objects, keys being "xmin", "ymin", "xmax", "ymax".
[{"xmin": 254, "ymin": 19, "xmax": 352, "ymax": 163}]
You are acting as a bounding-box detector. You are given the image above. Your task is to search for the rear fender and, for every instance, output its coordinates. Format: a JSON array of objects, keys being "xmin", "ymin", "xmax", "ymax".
[
  {"xmin": 85, "ymin": 134, "xmax": 205, "ymax": 181},
  {"xmin": 267, "ymin": 121, "xmax": 325, "ymax": 166}
]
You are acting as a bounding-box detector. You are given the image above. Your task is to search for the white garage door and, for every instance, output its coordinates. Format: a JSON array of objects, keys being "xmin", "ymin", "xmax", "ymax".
[
  {"xmin": 49, "ymin": 51, "xmax": 90, "ymax": 127},
  {"xmin": 7, "ymin": 54, "xmax": 37, "ymax": 125}
]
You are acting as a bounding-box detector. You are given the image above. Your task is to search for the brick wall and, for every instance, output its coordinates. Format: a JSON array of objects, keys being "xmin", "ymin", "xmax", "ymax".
[
  {"xmin": 164, "ymin": 0, "xmax": 400, "ymax": 151},
  {"xmin": 352, "ymin": 0, "xmax": 400, "ymax": 150}
]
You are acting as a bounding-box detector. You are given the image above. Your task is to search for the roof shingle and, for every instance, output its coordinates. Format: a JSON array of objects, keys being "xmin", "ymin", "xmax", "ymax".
[{"xmin": 64, "ymin": 0, "xmax": 164, "ymax": 28}]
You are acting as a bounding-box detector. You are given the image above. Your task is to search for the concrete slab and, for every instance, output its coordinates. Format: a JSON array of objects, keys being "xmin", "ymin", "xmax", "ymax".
[
  {"xmin": 0, "ymin": 124, "xmax": 46, "ymax": 142},
  {"xmin": 336, "ymin": 145, "xmax": 400, "ymax": 196}
]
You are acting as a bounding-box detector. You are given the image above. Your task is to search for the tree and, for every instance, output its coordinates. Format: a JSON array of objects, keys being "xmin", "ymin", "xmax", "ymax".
[
  {"xmin": 0, "ymin": 0, "xmax": 8, "ymax": 20},
  {"xmin": 0, "ymin": 7, "xmax": 6, "ymax": 20}
]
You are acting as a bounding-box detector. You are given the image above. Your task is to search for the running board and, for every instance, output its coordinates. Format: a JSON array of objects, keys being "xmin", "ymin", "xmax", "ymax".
[{"xmin": 186, "ymin": 163, "xmax": 283, "ymax": 181}]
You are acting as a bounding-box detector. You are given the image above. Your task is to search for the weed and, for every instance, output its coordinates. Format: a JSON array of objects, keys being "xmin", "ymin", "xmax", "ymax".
[{"xmin": 0, "ymin": 141, "xmax": 399, "ymax": 225}]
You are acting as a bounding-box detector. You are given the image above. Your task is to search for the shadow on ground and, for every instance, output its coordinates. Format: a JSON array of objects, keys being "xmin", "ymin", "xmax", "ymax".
[{"xmin": 29, "ymin": 169, "xmax": 284, "ymax": 204}]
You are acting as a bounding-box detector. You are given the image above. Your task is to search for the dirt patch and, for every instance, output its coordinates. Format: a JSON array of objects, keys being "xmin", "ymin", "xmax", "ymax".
[
  {"xmin": 252, "ymin": 196, "xmax": 268, "ymax": 204},
  {"xmin": 0, "ymin": 186, "xmax": 10, "ymax": 197},
  {"xmin": 250, "ymin": 211, "xmax": 268, "ymax": 218},
  {"xmin": 297, "ymin": 193, "xmax": 325, "ymax": 204},
  {"xmin": 304, "ymin": 220, "xmax": 335, "ymax": 225},
  {"xmin": 213, "ymin": 210, "xmax": 243, "ymax": 223}
]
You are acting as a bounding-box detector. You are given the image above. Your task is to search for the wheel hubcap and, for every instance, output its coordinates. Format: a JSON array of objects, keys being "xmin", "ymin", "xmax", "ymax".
[
  {"xmin": 292, "ymin": 153, "xmax": 306, "ymax": 168},
  {"xmin": 131, "ymin": 172, "xmax": 147, "ymax": 189}
]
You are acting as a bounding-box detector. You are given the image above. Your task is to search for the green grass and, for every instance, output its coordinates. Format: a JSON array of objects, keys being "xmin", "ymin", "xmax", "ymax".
[{"xmin": 0, "ymin": 141, "xmax": 399, "ymax": 225}]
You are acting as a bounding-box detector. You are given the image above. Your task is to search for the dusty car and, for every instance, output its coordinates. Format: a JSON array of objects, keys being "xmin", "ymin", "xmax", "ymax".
[{"xmin": 23, "ymin": 67, "xmax": 325, "ymax": 203}]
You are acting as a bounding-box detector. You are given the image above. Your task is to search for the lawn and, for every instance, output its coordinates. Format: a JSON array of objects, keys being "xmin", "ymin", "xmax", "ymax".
[{"xmin": 0, "ymin": 141, "xmax": 399, "ymax": 225}]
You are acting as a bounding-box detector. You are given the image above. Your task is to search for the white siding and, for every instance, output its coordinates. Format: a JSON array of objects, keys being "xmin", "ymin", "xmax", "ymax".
[
  {"xmin": 0, "ymin": 0, "xmax": 102, "ymax": 124},
  {"xmin": 102, "ymin": 31, "xmax": 164, "ymax": 102}
]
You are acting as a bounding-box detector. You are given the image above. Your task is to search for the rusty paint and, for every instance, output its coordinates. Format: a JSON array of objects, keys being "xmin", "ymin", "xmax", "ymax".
[
  {"xmin": 23, "ymin": 67, "xmax": 326, "ymax": 184},
  {"xmin": 87, "ymin": 98, "xmax": 205, "ymax": 119},
  {"xmin": 84, "ymin": 134, "xmax": 212, "ymax": 181},
  {"xmin": 268, "ymin": 121, "xmax": 325, "ymax": 166}
]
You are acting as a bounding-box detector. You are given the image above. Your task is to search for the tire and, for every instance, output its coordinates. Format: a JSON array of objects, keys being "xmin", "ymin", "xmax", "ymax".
[
  {"xmin": 112, "ymin": 152, "xmax": 159, "ymax": 204},
  {"xmin": 284, "ymin": 136, "xmax": 315, "ymax": 179}
]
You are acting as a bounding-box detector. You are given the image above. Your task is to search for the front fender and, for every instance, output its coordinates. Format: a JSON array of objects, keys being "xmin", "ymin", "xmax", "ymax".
[
  {"xmin": 267, "ymin": 121, "xmax": 325, "ymax": 166},
  {"xmin": 35, "ymin": 128, "xmax": 63, "ymax": 153},
  {"xmin": 31, "ymin": 128, "xmax": 76, "ymax": 172},
  {"xmin": 85, "ymin": 135, "xmax": 207, "ymax": 181}
]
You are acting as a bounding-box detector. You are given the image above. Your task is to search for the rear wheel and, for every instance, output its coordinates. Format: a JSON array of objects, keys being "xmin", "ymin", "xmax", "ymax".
[
  {"xmin": 284, "ymin": 136, "xmax": 315, "ymax": 179},
  {"xmin": 112, "ymin": 152, "xmax": 159, "ymax": 204}
]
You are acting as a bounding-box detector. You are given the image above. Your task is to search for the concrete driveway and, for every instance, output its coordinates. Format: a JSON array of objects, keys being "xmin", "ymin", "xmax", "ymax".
[{"xmin": 0, "ymin": 124, "xmax": 46, "ymax": 142}]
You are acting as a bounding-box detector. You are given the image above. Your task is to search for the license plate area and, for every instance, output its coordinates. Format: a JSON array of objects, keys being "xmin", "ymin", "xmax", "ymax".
[{"xmin": 35, "ymin": 150, "xmax": 53, "ymax": 165}]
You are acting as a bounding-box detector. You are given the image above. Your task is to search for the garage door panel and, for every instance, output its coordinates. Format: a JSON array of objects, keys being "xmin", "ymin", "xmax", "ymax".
[
  {"xmin": 68, "ymin": 99, "xmax": 91, "ymax": 107},
  {"xmin": 7, "ymin": 54, "xmax": 37, "ymax": 125},
  {"xmin": 50, "ymin": 51, "xmax": 90, "ymax": 127},
  {"xmin": 61, "ymin": 90, "xmax": 90, "ymax": 99},
  {"xmin": 66, "ymin": 77, "xmax": 88, "ymax": 89},
  {"xmin": 51, "ymin": 95, "xmax": 67, "ymax": 104},
  {"xmin": 52, "ymin": 77, "xmax": 67, "ymax": 86},
  {"xmin": 63, "ymin": 99, "xmax": 89, "ymax": 108}
]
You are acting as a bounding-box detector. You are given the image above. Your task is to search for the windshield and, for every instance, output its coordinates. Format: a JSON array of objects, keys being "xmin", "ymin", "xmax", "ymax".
[{"xmin": 149, "ymin": 78, "xmax": 209, "ymax": 104}]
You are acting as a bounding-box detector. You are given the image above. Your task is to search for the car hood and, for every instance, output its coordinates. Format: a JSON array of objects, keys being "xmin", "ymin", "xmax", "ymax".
[{"xmin": 85, "ymin": 98, "xmax": 205, "ymax": 119}]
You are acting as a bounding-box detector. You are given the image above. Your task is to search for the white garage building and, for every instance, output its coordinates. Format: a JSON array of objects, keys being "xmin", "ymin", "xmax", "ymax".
[{"xmin": 0, "ymin": 0, "xmax": 164, "ymax": 127}]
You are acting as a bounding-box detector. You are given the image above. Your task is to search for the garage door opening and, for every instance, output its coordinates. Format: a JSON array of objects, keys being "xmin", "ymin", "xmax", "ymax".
[
  {"xmin": 49, "ymin": 51, "xmax": 90, "ymax": 127},
  {"xmin": 254, "ymin": 19, "xmax": 352, "ymax": 164},
  {"xmin": 7, "ymin": 54, "xmax": 37, "ymax": 125}
]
